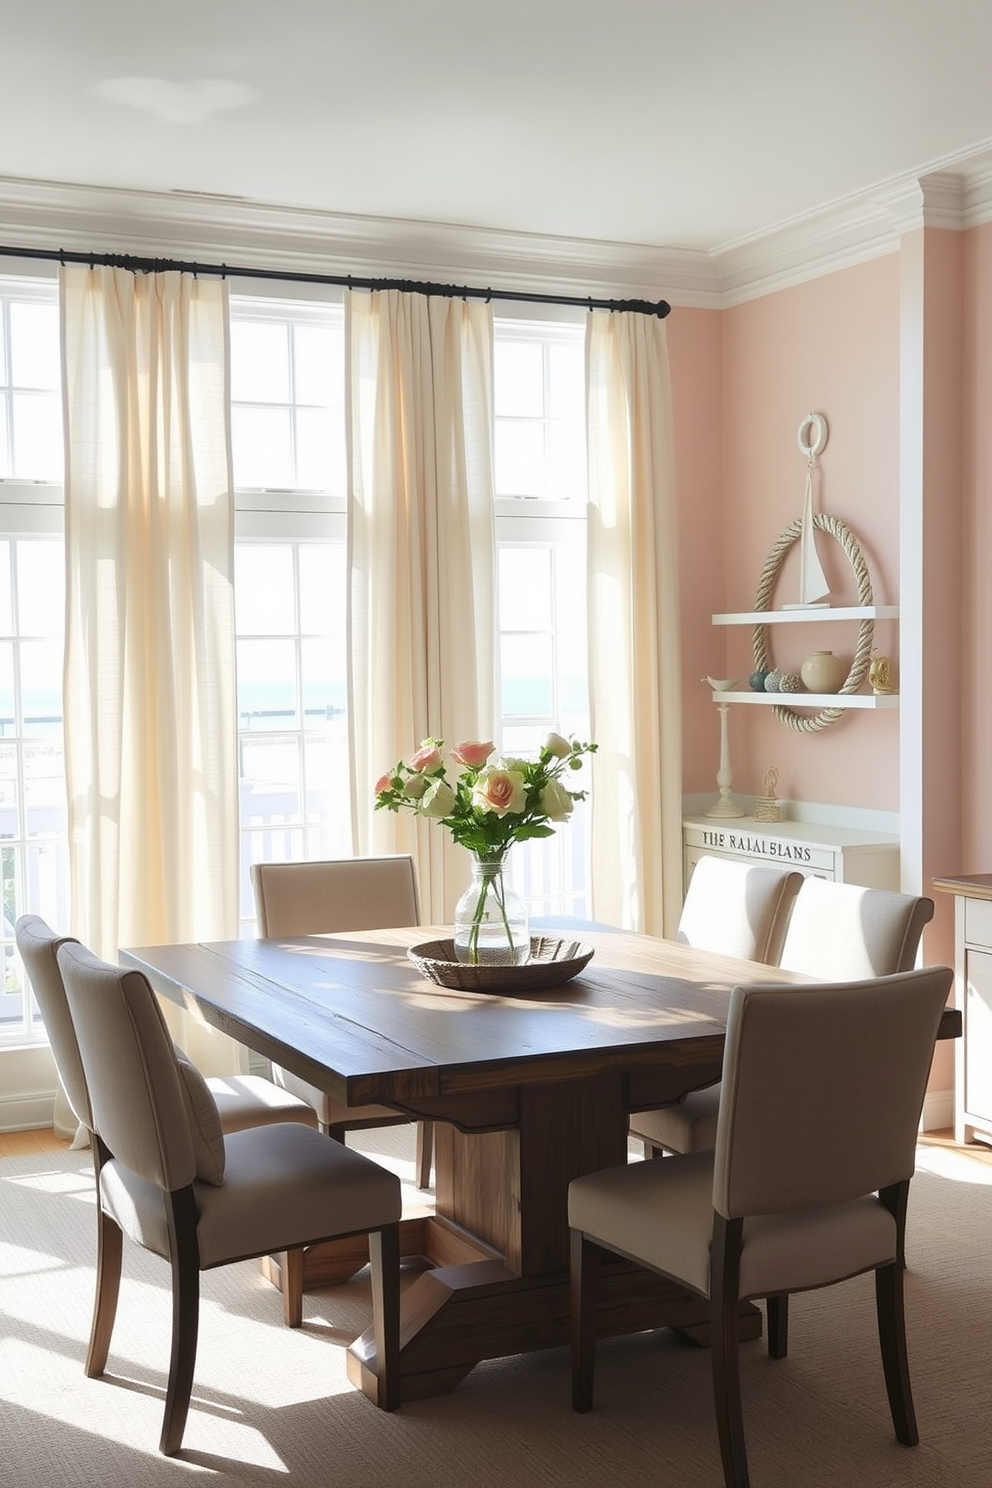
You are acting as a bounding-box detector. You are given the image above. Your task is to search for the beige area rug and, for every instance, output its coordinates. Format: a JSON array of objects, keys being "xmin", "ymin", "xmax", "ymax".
[{"xmin": 2, "ymin": 1129, "xmax": 991, "ymax": 1488}]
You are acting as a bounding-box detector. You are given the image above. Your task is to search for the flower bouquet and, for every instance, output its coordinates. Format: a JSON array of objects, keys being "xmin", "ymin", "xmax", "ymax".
[{"xmin": 374, "ymin": 733, "xmax": 596, "ymax": 964}]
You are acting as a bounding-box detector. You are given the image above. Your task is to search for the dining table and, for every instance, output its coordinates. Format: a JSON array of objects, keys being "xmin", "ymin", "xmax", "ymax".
[{"xmin": 121, "ymin": 926, "xmax": 961, "ymax": 1406}]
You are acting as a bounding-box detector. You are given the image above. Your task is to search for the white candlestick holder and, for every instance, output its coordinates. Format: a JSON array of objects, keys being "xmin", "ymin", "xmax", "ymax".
[{"xmin": 705, "ymin": 701, "xmax": 745, "ymax": 818}]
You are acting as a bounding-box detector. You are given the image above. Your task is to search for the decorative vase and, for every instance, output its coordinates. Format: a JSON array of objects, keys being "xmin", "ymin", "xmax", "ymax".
[
  {"xmin": 800, "ymin": 649, "xmax": 846, "ymax": 694},
  {"xmin": 453, "ymin": 849, "xmax": 530, "ymax": 966},
  {"xmin": 779, "ymin": 671, "xmax": 802, "ymax": 693}
]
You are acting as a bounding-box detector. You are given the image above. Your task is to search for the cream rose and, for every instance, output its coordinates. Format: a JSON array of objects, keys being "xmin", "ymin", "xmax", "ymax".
[
  {"xmin": 420, "ymin": 779, "xmax": 457, "ymax": 818},
  {"xmin": 403, "ymin": 774, "xmax": 429, "ymax": 800},
  {"xmin": 472, "ymin": 765, "xmax": 527, "ymax": 817},
  {"xmin": 544, "ymin": 732, "xmax": 572, "ymax": 760},
  {"xmin": 539, "ymin": 778, "xmax": 574, "ymax": 822}
]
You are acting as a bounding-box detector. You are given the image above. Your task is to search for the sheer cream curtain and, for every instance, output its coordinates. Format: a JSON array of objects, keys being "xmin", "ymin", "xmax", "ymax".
[
  {"xmin": 586, "ymin": 309, "xmax": 683, "ymax": 935},
  {"xmin": 346, "ymin": 290, "xmax": 496, "ymax": 923},
  {"xmin": 60, "ymin": 265, "xmax": 240, "ymax": 1072}
]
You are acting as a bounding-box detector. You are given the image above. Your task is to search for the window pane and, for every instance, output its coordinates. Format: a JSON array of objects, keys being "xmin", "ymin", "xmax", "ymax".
[
  {"xmin": 0, "ymin": 395, "xmax": 8, "ymax": 478},
  {"xmin": 232, "ymin": 405, "xmax": 293, "ymax": 489},
  {"xmin": 495, "ymin": 420, "xmax": 544, "ymax": 498},
  {"xmin": 230, "ymin": 320, "xmax": 290, "ymax": 403},
  {"xmin": 18, "ymin": 540, "xmax": 63, "ymax": 636},
  {"xmin": 20, "ymin": 641, "xmax": 62, "ymax": 737},
  {"xmin": 495, "ymin": 341, "xmax": 544, "ymax": 417},
  {"xmin": 0, "ymin": 641, "xmax": 14, "ymax": 738},
  {"xmin": 0, "ymin": 743, "xmax": 17, "ymax": 835},
  {"xmin": 293, "ymin": 323, "xmax": 338, "ymax": 405},
  {"xmin": 295, "ymin": 405, "xmax": 340, "ymax": 492},
  {"xmin": 549, "ymin": 341, "xmax": 584, "ymax": 418},
  {"xmin": 501, "ymin": 634, "xmax": 554, "ymax": 717},
  {"xmin": 10, "ymin": 303, "xmax": 60, "ymax": 389},
  {"xmin": 12, "ymin": 392, "xmax": 63, "ymax": 481},
  {"xmin": 299, "ymin": 544, "xmax": 345, "ymax": 635},
  {"xmin": 24, "ymin": 740, "xmax": 66, "ymax": 836},
  {"xmin": 499, "ymin": 548, "xmax": 553, "ymax": 629},
  {"xmin": 234, "ymin": 546, "xmax": 296, "ymax": 635},
  {"xmin": 237, "ymin": 638, "xmax": 299, "ymax": 729},
  {"xmin": 0, "ymin": 540, "xmax": 11, "ymax": 634},
  {"xmin": 301, "ymin": 637, "xmax": 345, "ymax": 730}
]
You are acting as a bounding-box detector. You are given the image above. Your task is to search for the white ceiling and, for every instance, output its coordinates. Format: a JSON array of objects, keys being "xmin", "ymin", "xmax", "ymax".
[{"xmin": 4, "ymin": 0, "xmax": 992, "ymax": 259}]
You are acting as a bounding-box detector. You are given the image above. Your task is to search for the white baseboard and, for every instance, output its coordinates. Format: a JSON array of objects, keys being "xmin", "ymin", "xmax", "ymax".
[
  {"xmin": 921, "ymin": 1087, "xmax": 954, "ymax": 1133},
  {"xmin": 0, "ymin": 1090, "xmax": 57, "ymax": 1132}
]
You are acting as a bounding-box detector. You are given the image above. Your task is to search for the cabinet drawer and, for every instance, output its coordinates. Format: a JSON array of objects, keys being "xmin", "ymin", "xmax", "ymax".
[
  {"xmin": 964, "ymin": 949, "xmax": 992, "ymax": 1127},
  {"xmin": 964, "ymin": 897, "xmax": 992, "ymax": 949}
]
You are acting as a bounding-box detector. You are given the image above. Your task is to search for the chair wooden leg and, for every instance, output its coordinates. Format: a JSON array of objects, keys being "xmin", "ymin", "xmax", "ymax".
[
  {"xmin": 160, "ymin": 1187, "xmax": 201, "ymax": 1457},
  {"xmin": 875, "ymin": 1259, "xmax": 919, "ymax": 1446},
  {"xmin": 711, "ymin": 1215, "xmax": 750, "ymax": 1488},
  {"xmin": 85, "ymin": 1138, "xmax": 122, "ymax": 1378},
  {"xmin": 416, "ymin": 1120, "xmax": 434, "ymax": 1190},
  {"xmin": 570, "ymin": 1229, "xmax": 601, "ymax": 1413},
  {"xmin": 766, "ymin": 1294, "xmax": 789, "ymax": 1359},
  {"xmin": 85, "ymin": 1203, "xmax": 123, "ymax": 1377},
  {"xmin": 282, "ymin": 1246, "xmax": 304, "ymax": 1328},
  {"xmin": 368, "ymin": 1223, "xmax": 401, "ymax": 1411}
]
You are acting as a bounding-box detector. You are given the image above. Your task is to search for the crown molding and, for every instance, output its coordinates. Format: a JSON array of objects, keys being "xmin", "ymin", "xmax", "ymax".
[
  {"xmin": 0, "ymin": 174, "xmax": 722, "ymax": 309},
  {"xmin": 5, "ymin": 145, "xmax": 992, "ymax": 317},
  {"xmin": 714, "ymin": 141, "xmax": 992, "ymax": 305}
]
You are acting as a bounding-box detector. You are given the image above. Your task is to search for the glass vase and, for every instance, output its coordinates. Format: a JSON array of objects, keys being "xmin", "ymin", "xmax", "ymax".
[{"xmin": 453, "ymin": 849, "xmax": 530, "ymax": 966}]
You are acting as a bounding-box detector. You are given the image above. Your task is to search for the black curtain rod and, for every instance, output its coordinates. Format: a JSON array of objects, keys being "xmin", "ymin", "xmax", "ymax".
[{"xmin": 0, "ymin": 243, "xmax": 671, "ymax": 319}]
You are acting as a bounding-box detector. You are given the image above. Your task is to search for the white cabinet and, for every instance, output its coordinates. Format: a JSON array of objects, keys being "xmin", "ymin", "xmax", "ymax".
[
  {"xmin": 684, "ymin": 815, "xmax": 900, "ymax": 893},
  {"xmin": 932, "ymin": 875, "xmax": 992, "ymax": 1147}
]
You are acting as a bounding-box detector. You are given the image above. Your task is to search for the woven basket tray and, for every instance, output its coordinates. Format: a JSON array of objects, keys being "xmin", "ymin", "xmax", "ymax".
[{"xmin": 407, "ymin": 935, "xmax": 594, "ymax": 993}]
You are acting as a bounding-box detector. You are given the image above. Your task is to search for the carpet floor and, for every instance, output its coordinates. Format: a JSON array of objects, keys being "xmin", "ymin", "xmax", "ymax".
[{"xmin": 2, "ymin": 1131, "xmax": 991, "ymax": 1488}]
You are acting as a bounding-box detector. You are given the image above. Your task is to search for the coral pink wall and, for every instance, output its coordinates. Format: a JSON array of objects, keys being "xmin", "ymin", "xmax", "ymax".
[
  {"xmin": 666, "ymin": 306, "xmax": 724, "ymax": 788},
  {"xmin": 670, "ymin": 256, "xmax": 902, "ymax": 810},
  {"xmin": 962, "ymin": 222, "xmax": 992, "ymax": 870}
]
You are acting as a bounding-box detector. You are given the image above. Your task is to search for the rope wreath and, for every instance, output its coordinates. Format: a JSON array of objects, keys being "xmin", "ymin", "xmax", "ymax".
[{"xmin": 751, "ymin": 513, "xmax": 875, "ymax": 734}]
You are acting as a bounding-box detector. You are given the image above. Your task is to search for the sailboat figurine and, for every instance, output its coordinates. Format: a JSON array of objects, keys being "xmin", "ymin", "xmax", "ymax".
[{"xmin": 787, "ymin": 413, "xmax": 830, "ymax": 608}]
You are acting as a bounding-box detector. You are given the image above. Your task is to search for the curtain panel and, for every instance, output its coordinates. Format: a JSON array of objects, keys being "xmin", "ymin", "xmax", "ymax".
[
  {"xmin": 346, "ymin": 290, "xmax": 496, "ymax": 923},
  {"xmin": 60, "ymin": 267, "xmax": 239, "ymax": 1007},
  {"xmin": 586, "ymin": 310, "xmax": 683, "ymax": 936}
]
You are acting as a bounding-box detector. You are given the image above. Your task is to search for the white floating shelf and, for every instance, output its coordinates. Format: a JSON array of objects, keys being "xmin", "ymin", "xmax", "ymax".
[
  {"xmin": 710, "ymin": 690, "xmax": 899, "ymax": 709},
  {"xmin": 712, "ymin": 606, "xmax": 899, "ymax": 625}
]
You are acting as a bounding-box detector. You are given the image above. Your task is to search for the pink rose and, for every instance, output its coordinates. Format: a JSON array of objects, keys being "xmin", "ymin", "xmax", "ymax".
[
  {"xmin": 408, "ymin": 741, "xmax": 442, "ymax": 773},
  {"xmin": 451, "ymin": 739, "xmax": 494, "ymax": 769},
  {"xmin": 374, "ymin": 773, "xmax": 393, "ymax": 795},
  {"xmin": 472, "ymin": 765, "xmax": 527, "ymax": 817}
]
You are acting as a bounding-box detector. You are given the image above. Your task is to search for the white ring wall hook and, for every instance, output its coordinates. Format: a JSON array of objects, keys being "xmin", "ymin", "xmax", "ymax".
[{"xmin": 797, "ymin": 412, "xmax": 828, "ymax": 459}]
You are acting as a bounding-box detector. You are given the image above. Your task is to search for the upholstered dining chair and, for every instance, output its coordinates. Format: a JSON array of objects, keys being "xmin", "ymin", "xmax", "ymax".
[
  {"xmin": 250, "ymin": 855, "xmax": 434, "ymax": 1188},
  {"xmin": 630, "ymin": 878, "xmax": 935, "ymax": 1158},
  {"xmin": 570, "ymin": 965, "xmax": 953, "ymax": 1488},
  {"xmin": 14, "ymin": 913, "xmax": 318, "ymax": 1328},
  {"xmin": 57, "ymin": 940, "xmax": 402, "ymax": 1456},
  {"xmin": 628, "ymin": 857, "xmax": 803, "ymax": 1158},
  {"xmin": 675, "ymin": 855, "xmax": 804, "ymax": 964}
]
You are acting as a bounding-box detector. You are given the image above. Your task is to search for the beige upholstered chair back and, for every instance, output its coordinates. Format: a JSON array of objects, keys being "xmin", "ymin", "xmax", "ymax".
[
  {"xmin": 677, "ymin": 855, "xmax": 804, "ymax": 965},
  {"xmin": 251, "ymin": 855, "xmax": 420, "ymax": 938},
  {"xmin": 713, "ymin": 965, "xmax": 952, "ymax": 1220},
  {"xmin": 57, "ymin": 941, "xmax": 197, "ymax": 1193},
  {"xmin": 15, "ymin": 915, "xmax": 91, "ymax": 1128},
  {"xmin": 778, "ymin": 878, "xmax": 934, "ymax": 979}
]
